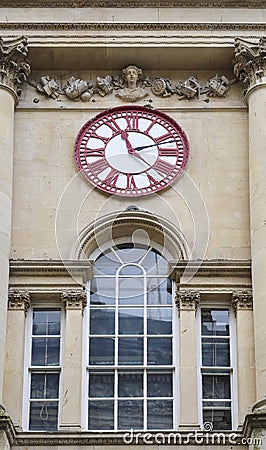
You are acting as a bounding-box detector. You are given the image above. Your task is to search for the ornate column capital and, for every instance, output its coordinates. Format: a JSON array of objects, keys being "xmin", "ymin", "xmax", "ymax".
[
  {"xmin": 233, "ymin": 37, "xmax": 266, "ymax": 94},
  {"xmin": 231, "ymin": 290, "xmax": 253, "ymax": 314},
  {"xmin": 61, "ymin": 289, "xmax": 87, "ymax": 310},
  {"xmin": 0, "ymin": 36, "xmax": 31, "ymax": 101},
  {"xmin": 175, "ymin": 290, "xmax": 200, "ymax": 313},
  {"xmin": 8, "ymin": 289, "xmax": 30, "ymax": 313}
]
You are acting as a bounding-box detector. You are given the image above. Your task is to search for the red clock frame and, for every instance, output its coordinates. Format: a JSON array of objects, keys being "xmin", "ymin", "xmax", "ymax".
[{"xmin": 74, "ymin": 106, "xmax": 189, "ymax": 197}]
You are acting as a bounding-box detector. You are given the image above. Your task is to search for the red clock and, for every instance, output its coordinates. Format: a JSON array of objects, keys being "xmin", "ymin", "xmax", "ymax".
[{"xmin": 74, "ymin": 106, "xmax": 189, "ymax": 197}]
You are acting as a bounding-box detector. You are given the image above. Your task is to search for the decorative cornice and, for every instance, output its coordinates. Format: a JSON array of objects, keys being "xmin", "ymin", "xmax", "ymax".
[
  {"xmin": 8, "ymin": 288, "xmax": 30, "ymax": 312},
  {"xmin": 170, "ymin": 259, "xmax": 252, "ymax": 280},
  {"xmin": 1, "ymin": 22, "xmax": 266, "ymax": 32},
  {"xmin": 231, "ymin": 290, "xmax": 253, "ymax": 313},
  {"xmin": 0, "ymin": 36, "xmax": 30, "ymax": 100},
  {"xmin": 9, "ymin": 259, "xmax": 94, "ymax": 281},
  {"xmin": 0, "ymin": 0, "xmax": 266, "ymax": 7},
  {"xmin": 175, "ymin": 290, "xmax": 200, "ymax": 312},
  {"xmin": 233, "ymin": 37, "xmax": 266, "ymax": 94},
  {"xmin": 14, "ymin": 430, "xmax": 244, "ymax": 446},
  {"xmin": 61, "ymin": 289, "xmax": 87, "ymax": 310}
]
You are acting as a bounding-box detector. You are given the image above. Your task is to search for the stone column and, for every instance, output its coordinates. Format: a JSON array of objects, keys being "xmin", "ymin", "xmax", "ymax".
[
  {"xmin": 231, "ymin": 291, "xmax": 255, "ymax": 426},
  {"xmin": 234, "ymin": 38, "xmax": 266, "ymax": 410},
  {"xmin": 175, "ymin": 290, "xmax": 200, "ymax": 430},
  {"xmin": 3, "ymin": 289, "xmax": 30, "ymax": 429},
  {"xmin": 0, "ymin": 36, "xmax": 30, "ymax": 401},
  {"xmin": 60, "ymin": 289, "xmax": 87, "ymax": 430}
]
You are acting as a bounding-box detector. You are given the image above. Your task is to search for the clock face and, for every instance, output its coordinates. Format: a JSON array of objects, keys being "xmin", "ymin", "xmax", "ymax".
[{"xmin": 74, "ymin": 106, "xmax": 189, "ymax": 197}]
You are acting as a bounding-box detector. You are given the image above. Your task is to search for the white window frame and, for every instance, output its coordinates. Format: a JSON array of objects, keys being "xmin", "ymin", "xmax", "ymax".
[
  {"xmin": 22, "ymin": 303, "xmax": 64, "ymax": 431},
  {"xmin": 197, "ymin": 300, "xmax": 238, "ymax": 431},
  {"xmin": 82, "ymin": 241, "xmax": 179, "ymax": 432}
]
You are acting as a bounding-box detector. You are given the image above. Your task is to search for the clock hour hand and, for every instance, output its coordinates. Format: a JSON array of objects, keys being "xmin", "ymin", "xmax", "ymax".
[
  {"xmin": 121, "ymin": 130, "xmax": 134, "ymax": 154},
  {"xmin": 134, "ymin": 140, "xmax": 178, "ymax": 151}
]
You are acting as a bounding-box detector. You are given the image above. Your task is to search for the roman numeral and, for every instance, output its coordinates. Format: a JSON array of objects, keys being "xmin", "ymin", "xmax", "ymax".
[
  {"xmin": 144, "ymin": 118, "xmax": 158, "ymax": 134},
  {"xmin": 158, "ymin": 147, "xmax": 178, "ymax": 157},
  {"xmin": 89, "ymin": 133, "xmax": 109, "ymax": 144},
  {"xmin": 103, "ymin": 169, "xmax": 120, "ymax": 187},
  {"xmin": 126, "ymin": 174, "xmax": 137, "ymax": 189},
  {"xmin": 81, "ymin": 148, "xmax": 105, "ymax": 158},
  {"xmin": 154, "ymin": 132, "xmax": 173, "ymax": 144},
  {"xmin": 106, "ymin": 117, "xmax": 122, "ymax": 134},
  {"xmin": 147, "ymin": 173, "xmax": 158, "ymax": 185},
  {"xmin": 153, "ymin": 159, "xmax": 174, "ymax": 176},
  {"xmin": 125, "ymin": 112, "xmax": 139, "ymax": 131},
  {"xmin": 89, "ymin": 158, "xmax": 109, "ymax": 175}
]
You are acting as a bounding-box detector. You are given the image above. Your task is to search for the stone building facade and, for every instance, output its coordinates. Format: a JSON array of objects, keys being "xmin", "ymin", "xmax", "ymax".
[{"xmin": 0, "ymin": 1, "xmax": 266, "ymax": 449}]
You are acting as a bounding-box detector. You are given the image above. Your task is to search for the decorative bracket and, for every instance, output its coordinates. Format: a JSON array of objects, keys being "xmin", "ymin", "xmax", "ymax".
[
  {"xmin": 8, "ymin": 288, "xmax": 30, "ymax": 315},
  {"xmin": 61, "ymin": 289, "xmax": 87, "ymax": 311},
  {"xmin": 233, "ymin": 37, "xmax": 266, "ymax": 93},
  {"xmin": 231, "ymin": 290, "xmax": 253, "ymax": 315}
]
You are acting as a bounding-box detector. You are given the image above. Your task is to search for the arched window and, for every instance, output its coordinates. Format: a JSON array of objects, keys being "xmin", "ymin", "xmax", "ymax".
[{"xmin": 85, "ymin": 242, "xmax": 177, "ymax": 431}]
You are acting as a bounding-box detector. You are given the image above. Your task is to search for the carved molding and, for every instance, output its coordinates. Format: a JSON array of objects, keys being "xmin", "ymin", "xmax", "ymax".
[
  {"xmin": 231, "ymin": 290, "xmax": 253, "ymax": 313},
  {"xmin": 0, "ymin": 36, "xmax": 31, "ymax": 99},
  {"xmin": 31, "ymin": 67, "xmax": 234, "ymax": 104},
  {"xmin": 233, "ymin": 37, "xmax": 266, "ymax": 93},
  {"xmin": 61, "ymin": 289, "xmax": 87, "ymax": 310},
  {"xmin": 1, "ymin": 22, "xmax": 266, "ymax": 32},
  {"xmin": 0, "ymin": 0, "xmax": 266, "ymax": 7},
  {"xmin": 8, "ymin": 288, "xmax": 30, "ymax": 312},
  {"xmin": 175, "ymin": 290, "xmax": 200, "ymax": 312}
]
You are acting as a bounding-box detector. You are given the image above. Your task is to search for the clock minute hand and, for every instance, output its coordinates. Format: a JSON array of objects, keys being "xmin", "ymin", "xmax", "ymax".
[{"xmin": 134, "ymin": 140, "xmax": 178, "ymax": 151}]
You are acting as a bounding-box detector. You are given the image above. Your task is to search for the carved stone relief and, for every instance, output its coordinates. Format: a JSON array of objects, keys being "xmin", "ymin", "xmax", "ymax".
[
  {"xmin": 8, "ymin": 288, "xmax": 30, "ymax": 313},
  {"xmin": 30, "ymin": 65, "xmax": 235, "ymax": 103},
  {"xmin": 175, "ymin": 290, "xmax": 200, "ymax": 312},
  {"xmin": 61, "ymin": 289, "xmax": 87, "ymax": 310},
  {"xmin": 0, "ymin": 36, "xmax": 31, "ymax": 96},
  {"xmin": 231, "ymin": 290, "xmax": 253, "ymax": 314},
  {"xmin": 233, "ymin": 37, "xmax": 266, "ymax": 92}
]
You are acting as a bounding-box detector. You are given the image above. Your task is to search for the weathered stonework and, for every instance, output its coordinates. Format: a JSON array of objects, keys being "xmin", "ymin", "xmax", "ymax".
[
  {"xmin": 233, "ymin": 37, "xmax": 266, "ymax": 93},
  {"xmin": 7, "ymin": 289, "xmax": 30, "ymax": 313},
  {"xmin": 231, "ymin": 290, "xmax": 253, "ymax": 313},
  {"xmin": 175, "ymin": 290, "xmax": 200, "ymax": 312},
  {"xmin": 0, "ymin": 36, "xmax": 30, "ymax": 99},
  {"xmin": 61, "ymin": 289, "xmax": 87, "ymax": 310}
]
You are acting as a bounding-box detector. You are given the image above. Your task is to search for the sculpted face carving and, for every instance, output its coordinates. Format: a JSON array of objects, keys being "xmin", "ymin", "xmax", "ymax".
[{"xmin": 116, "ymin": 65, "xmax": 149, "ymax": 102}]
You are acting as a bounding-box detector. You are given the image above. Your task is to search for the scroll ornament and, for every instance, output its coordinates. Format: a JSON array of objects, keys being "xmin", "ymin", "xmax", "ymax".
[{"xmin": 31, "ymin": 65, "xmax": 235, "ymax": 103}]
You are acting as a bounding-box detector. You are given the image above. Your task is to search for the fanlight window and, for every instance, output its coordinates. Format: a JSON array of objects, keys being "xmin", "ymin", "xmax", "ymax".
[{"xmin": 86, "ymin": 243, "xmax": 175, "ymax": 431}]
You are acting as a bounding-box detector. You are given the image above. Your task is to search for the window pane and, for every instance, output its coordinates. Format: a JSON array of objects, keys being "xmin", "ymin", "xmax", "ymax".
[
  {"xmin": 147, "ymin": 338, "xmax": 172, "ymax": 365},
  {"xmin": 90, "ymin": 308, "xmax": 115, "ymax": 335},
  {"xmin": 90, "ymin": 278, "xmax": 115, "ymax": 305},
  {"xmin": 30, "ymin": 373, "xmax": 59, "ymax": 399},
  {"xmin": 89, "ymin": 337, "xmax": 115, "ymax": 365},
  {"xmin": 118, "ymin": 278, "xmax": 144, "ymax": 305},
  {"xmin": 203, "ymin": 408, "xmax": 231, "ymax": 430},
  {"xmin": 147, "ymin": 371, "xmax": 173, "ymax": 397},
  {"xmin": 114, "ymin": 243, "xmax": 147, "ymax": 265},
  {"xmin": 32, "ymin": 310, "xmax": 60, "ymax": 336},
  {"xmin": 118, "ymin": 400, "xmax": 143, "ymax": 429},
  {"xmin": 202, "ymin": 373, "xmax": 231, "ymax": 399},
  {"xmin": 29, "ymin": 401, "xmax": 58, "ymax": 431},
  {"xmin": 118, "ymin": 338, "xmax": 143, "ymax": 365},
  {"xmin": 119, "ymin": 308, "xmax": 144, "ymax": 335},
  {"xmin": 118, "ymin": 371, "xmax": 143, "ymax": 397},
  {"xmin": 89, "ymin": 371, "xmax": 114, "ymax": 398},
  {"xmin": 147, "ymin": 279, "xmax": 172, "ymax": 305},
  {"xmin": 119, "ymin": 265, "xmax": 143, "ymax": 276},
  {"xmin": 95, "ymin": 250, "xmax": 120, "ymax": 275},
  {"xmin": 147, "ymin": 308, "xmax": 172, "ymax": 335},
  {"xmin": 147, "ymin": 400, "xmax": 173, "ymax": 429},
  {"xmin": 31, "ymin": 338, "xmax": 60, "ymax": 366},
  {"xmin": 141, "ymin": 249, "xmax": 168, "ymax": 275},
  {"xmin": 201, "ymin": 309, "xmax": 229, "ymax": 336},
  {"xmin": 88, "ymin": 400, "xmax": 114, "ymax": 430},
  {"xmin": 202, "ymin": 338, "xmax": 230, "ymax": 366}
]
